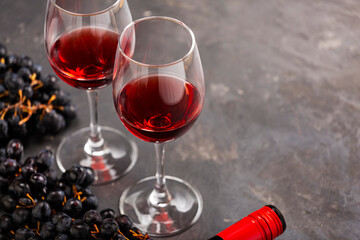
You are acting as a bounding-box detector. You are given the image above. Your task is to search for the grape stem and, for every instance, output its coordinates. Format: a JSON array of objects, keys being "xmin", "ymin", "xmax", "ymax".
[{"xmin": 0, "ymin": 89, "xmax": 61, "ymax": 124}]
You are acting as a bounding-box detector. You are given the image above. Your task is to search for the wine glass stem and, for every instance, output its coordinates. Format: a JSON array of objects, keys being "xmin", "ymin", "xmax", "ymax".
[
  {"xmin": 86, "ymin": 90, "xmax": 104, "ymax": 151},
  {"xmin": 149, "ymin": 143, "xmax": 171, "ymax": 207}
]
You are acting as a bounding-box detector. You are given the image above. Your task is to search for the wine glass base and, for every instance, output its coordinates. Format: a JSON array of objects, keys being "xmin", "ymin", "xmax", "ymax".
[
  {"xmin": 119, "ymin": 175, "xmax": 203, "ymax": 237},
  {"xmin": 56, "ymin": 126, "xmax": 137, "ymax": 185}
]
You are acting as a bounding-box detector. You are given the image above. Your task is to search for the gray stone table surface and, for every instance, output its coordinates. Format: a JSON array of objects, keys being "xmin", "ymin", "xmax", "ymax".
[{"xmin": 1, "ymin": 0, "xmax": 360, "ymax": 239}]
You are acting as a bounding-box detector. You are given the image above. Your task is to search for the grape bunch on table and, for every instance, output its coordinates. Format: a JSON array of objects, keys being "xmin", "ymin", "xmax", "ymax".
[
  {"xmin": 0, "ymin": 139, "xmax": 150, "ymax": 240},
  {"xmin": 0, "ymin": 43, "xmax": 77, "ymax": 142}
]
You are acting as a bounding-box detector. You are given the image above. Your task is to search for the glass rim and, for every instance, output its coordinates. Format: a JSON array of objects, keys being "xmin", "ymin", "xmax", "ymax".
[
  {"xmin": 118, "ymin": 16, "xmax": 196, "ymax": 68},
  {"xmin": 49, "ymin": 0, "xmax": 123, "ymax": 16}
]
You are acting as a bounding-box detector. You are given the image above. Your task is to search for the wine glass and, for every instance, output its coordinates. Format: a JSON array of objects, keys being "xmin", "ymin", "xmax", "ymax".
[
  {"xmin": 113, "ymin": 16, "xmax": 205, "ymax": 236},
  {"xmin": 44, "ymin": 0, "xmax": 137, "ymax": 185}
]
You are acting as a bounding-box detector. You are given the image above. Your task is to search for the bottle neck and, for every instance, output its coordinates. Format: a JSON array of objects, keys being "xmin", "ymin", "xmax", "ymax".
[
  {"xmin": 210, "ymin": 205, "xmax": 286, "ymax": 240},
  {"xmin": 247, "ymin": 205, "xmax": 284, "ymax": 240},
  {"xmin": 208, "ymin": 236, "xmax": 223, "ymax": 240}
]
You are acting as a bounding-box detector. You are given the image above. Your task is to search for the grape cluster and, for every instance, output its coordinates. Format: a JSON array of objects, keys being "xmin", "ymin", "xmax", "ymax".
[
  {"xmin": 0, "ymin": 139, "xmax": 150, "ymax": 240},
  {"xmin": 0, "ymin": 43, "xmax": 76, "ymax": 142}
]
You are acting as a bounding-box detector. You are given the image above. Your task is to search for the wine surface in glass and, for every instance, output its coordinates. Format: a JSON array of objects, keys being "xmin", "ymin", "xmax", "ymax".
[
  {"xmin": 50, "ymin": 27, "xmax": 118, "ymax": 90},
  {"xmin": 117, "ymin": 74, "xmax": 202, "ymax": 142}
]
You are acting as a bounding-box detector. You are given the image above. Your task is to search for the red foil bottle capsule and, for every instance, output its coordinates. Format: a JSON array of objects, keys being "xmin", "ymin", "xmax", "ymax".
[{"xmin": 208, "ymin": 205, "xmax": 286, "ymax": 240}]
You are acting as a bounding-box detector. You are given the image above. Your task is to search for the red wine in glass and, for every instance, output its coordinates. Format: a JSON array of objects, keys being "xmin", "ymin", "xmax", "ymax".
[
  {"xmin": 49, "ymin": 27, "xmax": 118, "ymax": 90},
  {"xmin": 45, "ymin": 0, "xmax": 137, "ymax": 186},
  {"xmin": 113, "ymin": 17, "xmax": 205, "ymax": 236},
  {"xmin": 116, "ymin": 74, "xmax": 202, "ymax": 142}
]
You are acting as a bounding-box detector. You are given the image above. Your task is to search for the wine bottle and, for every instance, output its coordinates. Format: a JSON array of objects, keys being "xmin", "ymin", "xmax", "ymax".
[{"xmin": 208, "ymin": 205, "xmax": 286, "ymax": 240}]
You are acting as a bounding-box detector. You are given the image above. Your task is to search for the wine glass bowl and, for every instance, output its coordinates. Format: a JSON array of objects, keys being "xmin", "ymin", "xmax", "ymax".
[
  {"xmin": 113, "ymin": 16, "xmax": 205, "ymax": 236},
  {"xmin": 44, "ymin": 0, "xmax": 137, "ymax": 184},
  {"xmin": 49, "ymin": 27, "xmax": 118, "ymax": 89}
]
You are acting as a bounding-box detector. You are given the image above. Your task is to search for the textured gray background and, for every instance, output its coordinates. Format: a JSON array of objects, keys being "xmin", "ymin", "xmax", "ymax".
[{"xmin": 1, "ymin": 0, "xmax": 360, "ymax": 239}]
